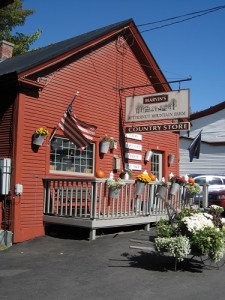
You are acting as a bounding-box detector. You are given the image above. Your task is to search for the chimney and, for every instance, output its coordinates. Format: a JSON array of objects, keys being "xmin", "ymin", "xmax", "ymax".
[{"xmin": 0, "ymin": 40, "xmax": 14, "ymax": 61}]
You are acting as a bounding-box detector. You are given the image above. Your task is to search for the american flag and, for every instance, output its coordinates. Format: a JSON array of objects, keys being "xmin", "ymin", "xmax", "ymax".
[{"xmin": 58, "ymin": 105, "xmax": 97, "ymax": 150}]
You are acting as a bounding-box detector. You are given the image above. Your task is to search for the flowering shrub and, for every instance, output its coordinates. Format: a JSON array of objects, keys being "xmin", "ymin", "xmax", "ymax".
[
  {"xmin": 36, "ymin": 127, "xmax": 49, "ymax": 136},
  {"xmin": 155, "ymin": 236, "xmax": 191, "ymax": 262},
  {"xmin": 155, "ymin": 206, "xmax": 225, "ymax": 263},
  {"xmin": 136, "ymin": 173, "xmax": 151, "ymax": 184},
  {"xmin": 106, "ymin": 178, "xmax": 125, "ymax": 190}
]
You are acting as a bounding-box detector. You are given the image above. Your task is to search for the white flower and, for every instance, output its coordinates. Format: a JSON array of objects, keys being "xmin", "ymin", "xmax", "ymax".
[{"xmin": 182, "ymin": 213, "xmax": 214, "ymax": 233}]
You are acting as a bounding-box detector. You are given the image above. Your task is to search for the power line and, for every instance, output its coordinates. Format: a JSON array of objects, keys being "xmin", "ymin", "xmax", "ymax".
[{"xmin": 137, "ymin": 4, "xmax": 225, "ymax": 33}]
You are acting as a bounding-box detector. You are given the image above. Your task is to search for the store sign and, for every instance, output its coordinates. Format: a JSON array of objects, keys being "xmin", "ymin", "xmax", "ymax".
[
  {"xmin": 125, "ymin": 133, "xmax": 142, "ymax": 140},
  {"xmin": 125, "ymin": 89, "xmax": 189, "ymax": 122},
  {"xmin": 125, "ymin": 153, "xmax": 142, "ymax": 160},
  {"xmin": 125, "ymin": 142, "xmax": 142, "ymax": 151},
  {"xmin": 125, "ymin": 163, "xmax": 142, "ymax": 171},
  {"xmin": 125, "ymin": 122, "xmax": 190, "ymax": 133}
]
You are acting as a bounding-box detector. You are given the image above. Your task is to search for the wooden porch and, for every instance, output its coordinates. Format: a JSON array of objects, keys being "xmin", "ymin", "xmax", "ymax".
[{"xmin": 43, "ymin": 178, "xmax": 208, "ymax": 240}]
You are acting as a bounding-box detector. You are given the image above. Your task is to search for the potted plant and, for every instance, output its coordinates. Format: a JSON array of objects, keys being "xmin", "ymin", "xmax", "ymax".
[
  {"xmin": 135, "ymin": 172, "xmax": 152, "ymax": 195},
  {"xmin": 100, "ymin": 136, "xmax": 115, "ymax": 154},
  {"xmin": 33, "ymin": 127, "xmax": 49, "ymax": 146},
  {"xmin": 155, "ymin": 178, "xmax": 168, "ymax": 200},
  {"xmin": 106, "ymin": 177, "xmax": 126, "ymax": 199},
  {"xmin": 154, "ymin": 206, "xmax": 225, "ymax": 270},
  {"xmin": 120, "ymin": 168, "xmax": 132, "ymax": 180},
  {"xmin": 169, "ymin": 175, "xmax": 187, "ymax": 195},
  {"xmin": 185, "ymin": 182, "xmax": 201, "ymax": 204}
]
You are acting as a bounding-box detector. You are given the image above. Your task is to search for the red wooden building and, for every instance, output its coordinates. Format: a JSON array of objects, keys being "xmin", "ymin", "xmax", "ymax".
[{"xmin": 0, "ymin": 19, "xmax": 182, "ymax": 243}]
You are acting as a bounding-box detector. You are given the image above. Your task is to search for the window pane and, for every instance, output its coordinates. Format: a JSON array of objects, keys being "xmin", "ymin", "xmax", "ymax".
[{"xmin": 50, "ymin": 137, "xmax": 94, "ymax": 174}]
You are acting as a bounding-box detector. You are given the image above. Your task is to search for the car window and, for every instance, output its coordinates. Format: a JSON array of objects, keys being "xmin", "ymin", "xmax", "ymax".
[
  {"xmin": 207, "ymin": 177, "xmax": 222, "ymax": 185},
  {"xmin": 194, "ymin": 177, "xmax": 206, "ymax": 184}
]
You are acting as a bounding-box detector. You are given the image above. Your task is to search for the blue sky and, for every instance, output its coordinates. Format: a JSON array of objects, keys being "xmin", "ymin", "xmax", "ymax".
[{"xmin": 19, "ymin": 0, "xmax": 225, "ymax": 113}]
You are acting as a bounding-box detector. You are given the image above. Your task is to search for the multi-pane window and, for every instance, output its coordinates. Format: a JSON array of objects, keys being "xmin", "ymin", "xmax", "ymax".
[
  {"xmin": 50, "ymin": 137, "xmax": 94, "ymax": 174},
  {"xmin": 151, "ymin": 152, "xmax": 162, "ymax": 180}
]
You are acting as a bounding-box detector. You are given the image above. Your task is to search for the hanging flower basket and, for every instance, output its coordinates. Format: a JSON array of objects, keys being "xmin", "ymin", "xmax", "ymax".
[
  {"xmin": 100, "ymin": 141, "xmax": 110, "ymax": 154},
  {"xmin": 109, "ymin": 187, "xmax": 121, "ymax": 199},
  {"xmin": 155, "ymin": 185, "xmax": 167, "ymax": 200},
  {"xmin": 135, "ymin": 181, "xmax": 145, "ymax": 195},
  {"xmin": 33, "ymin": 134, "xmax": 46, "ymax": 146},
  {"xmin": 32, "ymin": 127, "xmax": 49, "ymax": 146},
  {"xmin": 170, "ymin": 182, "xmax": 180, "ymax": 195}
]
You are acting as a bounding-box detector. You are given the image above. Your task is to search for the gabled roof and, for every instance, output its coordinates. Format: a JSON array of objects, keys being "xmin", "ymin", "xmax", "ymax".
[
  {"xmin": 191, "ymin": 100, "xmax": 225, "ymax": 120},
  {"xmin": 0, "ymin": 19, "xmax": 133, "ymax": 76}
]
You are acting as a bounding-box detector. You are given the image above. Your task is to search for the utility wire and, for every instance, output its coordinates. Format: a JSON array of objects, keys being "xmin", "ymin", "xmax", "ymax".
[{"xmin": 137, "ymin": 4, "xmax": 225, "ymax": 33}]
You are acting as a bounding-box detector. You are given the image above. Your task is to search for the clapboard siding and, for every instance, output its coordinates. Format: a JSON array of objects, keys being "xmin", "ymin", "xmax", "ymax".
[
  {"xmin": 180, "ymin": 103, "xmax": 225, "ymax": 175},
  {"xmin": 0, "ymin": 27, "xmax": 179, "ymax": 242}
]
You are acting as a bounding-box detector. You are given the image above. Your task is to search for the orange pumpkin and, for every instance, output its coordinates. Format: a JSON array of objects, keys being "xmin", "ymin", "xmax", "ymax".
[
  {"xmin": 150, "ymin": 173, "xmax": 156, "ymax": 181},
  {"xmin": 188, "ymin": 177, "xmax": 195, "ymax": 185},
  {"xmin": 96, "ymin": 169, "xmax": 105, "ymax": 178}
]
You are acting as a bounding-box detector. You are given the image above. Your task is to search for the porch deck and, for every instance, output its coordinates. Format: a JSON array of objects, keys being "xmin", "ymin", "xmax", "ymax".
[{"xmin": 43, "ymin": 178, "xmax": 208, "ymax": 240}]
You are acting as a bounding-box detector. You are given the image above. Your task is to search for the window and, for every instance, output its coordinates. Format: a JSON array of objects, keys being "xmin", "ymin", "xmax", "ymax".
[
  {"xmin": 50, "ymin": 137, "xmax": 95, "ymax": 174},
  {"xmin": 151, "ymin": 152, "xmax": 162, "ymax": 180}
]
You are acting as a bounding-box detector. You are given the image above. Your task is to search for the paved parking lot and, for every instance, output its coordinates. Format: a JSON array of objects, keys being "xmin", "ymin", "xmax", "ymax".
[{"xmin": 0, "ymin": 224, "xmax": 225, "ymax": 300}]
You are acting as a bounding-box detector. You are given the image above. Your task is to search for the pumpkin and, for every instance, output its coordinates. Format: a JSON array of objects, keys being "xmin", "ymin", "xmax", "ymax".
[
  {"xmin": 96, "ymin": 169, "xmax": 105, "ymax": 178},
  {"xmin": 188, "ymin": 177, "xmax": 195, "ymax": 185},
  {"xmin": 150, "ymin": 173, "xmax": 156, "ymax": 181}
]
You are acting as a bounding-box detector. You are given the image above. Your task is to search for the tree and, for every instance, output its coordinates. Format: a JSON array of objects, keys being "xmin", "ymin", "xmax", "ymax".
[{"xmin": 0, "ymin": 0, "xmax": 41, "ymax": 55}]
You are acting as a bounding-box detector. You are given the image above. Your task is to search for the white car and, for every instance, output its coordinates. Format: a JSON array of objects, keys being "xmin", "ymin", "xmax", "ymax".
[
  {"xmin": 188, "ymin": 174, "xmax": 225, "ymax": 206},
  {"xmin": 190, "ymin": 175, "xmax": 225, "ymax": 192}
]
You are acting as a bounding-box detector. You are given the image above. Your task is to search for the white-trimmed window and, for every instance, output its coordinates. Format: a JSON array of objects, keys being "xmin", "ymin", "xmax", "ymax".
[{"xmin": 50, "ymin": 137, "xmax": 95, "ymax": 174}]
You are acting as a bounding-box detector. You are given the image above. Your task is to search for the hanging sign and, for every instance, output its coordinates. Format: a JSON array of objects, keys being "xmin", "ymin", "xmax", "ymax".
[
  {"xmin": 125, "ymin": 133, "xmax": 142, "ymax": 140},
  {"xmin": 125, "ymin": 89, "xmax": 189, "ymax": 122},
  {"xmin": 125, "ymin": 163, "xmax": 142, "ymax": 171},
  {"xmin": 125, "ymin": 153, "xmax": 142, "ymax": 160},
  {"xmin": 125, "ymin": 121, "xmax": 190, "ymax": 133},
  {"xmin": 125, "ymin": 142, "xmax": 142, "ymax": 151}
]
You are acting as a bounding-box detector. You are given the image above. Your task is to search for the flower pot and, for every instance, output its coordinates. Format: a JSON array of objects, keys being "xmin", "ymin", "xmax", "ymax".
[
  {"xmin": 33, "ymin": 134, "xmax": 46, "ymax": 146},
  {"xmin": 100, "ymin": 141, "xmax": 110, "ymax": 154},
  {"xmin": 135, "ymin": 181, "xmax": 145, "ymax": 195},
  {"xmin": 170, "ymin": 183, "xmax": 180, "ymax": 195},
  {"xmin": 155, "ymin": 185, "xmax": 167, "ymax": 200},
  {"xmin": 109, "ymin": 187, "xmax": 121, "ymax": 199}
]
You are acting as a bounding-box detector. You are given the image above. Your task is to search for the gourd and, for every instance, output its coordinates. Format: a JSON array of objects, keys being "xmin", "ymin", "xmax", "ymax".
[{"xmin": 96, "ymin": 169, "xmax": 105, "ymax": 178}]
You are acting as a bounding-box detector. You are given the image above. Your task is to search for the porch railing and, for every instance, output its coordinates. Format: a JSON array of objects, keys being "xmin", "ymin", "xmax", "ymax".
[{"xmin": 43, "ymin": 178, "xmax": 208, "ymax": 240}]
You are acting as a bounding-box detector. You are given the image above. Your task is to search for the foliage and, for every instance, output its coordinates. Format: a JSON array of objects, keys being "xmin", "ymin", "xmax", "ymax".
[
  {"xmin": 185, "ymin": 183, "xmax": 201, "ymax": 197},
  {"xmin": 102, "ymin": 135, "xmax": 116, "ymax": 143},
  {"xmin": 155, "ymin": 206, "xmax": 225, "ymax": 263},
  {"xmin": 0, "ymin": 0, "xmax": 42, "ymax": 55},
  {"xmin": 136, "ymin": 173, "xmax": 151, "ymax": 184},
  {"xmin": 156, "ymin": 219, "xmax": 176, "ymax": 237},
  {"xmin": 106, "ymin": 178, "xmax": 125, "ymax": 190},
  {"xmin": 155, "ymin": 236, "xmax": 191, "ymax": 262},
  {"xmin": 170, "ymin": 175, "xmax": 187, "ymax": 186},
  {"xmin": 190, "ymin": 227, "xmax": 225, "ymax": 262},
  {"xmin": 36, "ymin": 127, "xmax": 49, "ymax": 136}
]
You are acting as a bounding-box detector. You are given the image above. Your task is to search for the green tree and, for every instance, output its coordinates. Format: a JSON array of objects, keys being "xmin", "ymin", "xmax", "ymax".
[{"xmin": 0, "ymin": 0, "xmax": 41, "ymax": 55}]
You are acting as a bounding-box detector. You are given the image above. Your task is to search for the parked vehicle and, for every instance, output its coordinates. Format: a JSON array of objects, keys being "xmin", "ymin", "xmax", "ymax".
[
  {"xmin": 208, "ymin": 189, "xmax": 225, "ymax": 209},
  {"xmin": 188, "ymin": 174, "xmax": 225, "ymax": 207}
]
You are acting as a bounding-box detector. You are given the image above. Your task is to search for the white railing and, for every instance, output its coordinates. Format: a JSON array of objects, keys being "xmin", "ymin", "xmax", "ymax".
[{"xmin": 43, "ymin": 178, "xmax": 208, "ymax": 240}]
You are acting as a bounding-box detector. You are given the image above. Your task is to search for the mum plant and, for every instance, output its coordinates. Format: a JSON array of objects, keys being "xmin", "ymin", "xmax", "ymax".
[
  {"xmin": 106, "ymin": 177, "xmax": 126, "ymax": 190},
  {"xmin": 136, "ymin": 173, "xmax": 151, "ymax": 184},
  {"xmin": 155, "ymin": 206, "xmax": 225, "ymax": 263},
  {"xmin": 185, "ymin": 183, "xmax": 201, "ymax": 197},
  {"xmin": 35, "ymin": 127, "xmax": 49, "ymax": 136},
  {"xmin": 170, "ymin": 175, "xmax": 187, "ymax": 186}
]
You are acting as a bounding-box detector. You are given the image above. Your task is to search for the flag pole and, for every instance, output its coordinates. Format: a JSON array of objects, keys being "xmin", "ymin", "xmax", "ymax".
[{"xmin": 68, "ymin": 91, "xmax": 80, "ymax": 110}]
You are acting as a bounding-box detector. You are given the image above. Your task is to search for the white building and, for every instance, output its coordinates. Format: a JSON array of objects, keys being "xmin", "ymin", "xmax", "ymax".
[{"xmin": 180, "ymin": 101, "xmax": 225, "ymax": 176}]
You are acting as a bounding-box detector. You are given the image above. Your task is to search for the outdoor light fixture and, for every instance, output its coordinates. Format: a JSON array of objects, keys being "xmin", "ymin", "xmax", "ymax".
[
  {"xmin": 145, "ymin": 150, "xmax": 153, "ymax": 162},
  {"xmin": 168, "ymin": 154, "xmax": 176, "ymax": 166}
]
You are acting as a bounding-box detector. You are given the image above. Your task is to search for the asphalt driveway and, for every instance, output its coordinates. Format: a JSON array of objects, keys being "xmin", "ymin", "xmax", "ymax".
[{"xmin": 0, "ymin": 224, "xmax": 225, "ymax": 300}]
